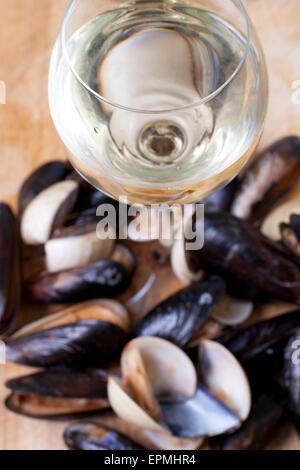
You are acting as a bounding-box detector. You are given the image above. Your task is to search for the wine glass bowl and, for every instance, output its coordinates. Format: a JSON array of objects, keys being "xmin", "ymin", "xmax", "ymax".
[{"xmin": 49, "ymin": 0, "xmax": 268, "ymax": 205}]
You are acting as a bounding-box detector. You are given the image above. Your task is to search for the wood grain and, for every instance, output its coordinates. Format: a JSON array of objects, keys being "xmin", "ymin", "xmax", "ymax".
[{"xmin": 0, "ymin": 0, "xmax": 300, "ymax": 450}]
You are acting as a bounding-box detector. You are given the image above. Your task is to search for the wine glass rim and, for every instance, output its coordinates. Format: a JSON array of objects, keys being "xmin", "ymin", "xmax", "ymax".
[{"xmin": 61, "ymin": 0, "xmax": 250, "ymax": 114}]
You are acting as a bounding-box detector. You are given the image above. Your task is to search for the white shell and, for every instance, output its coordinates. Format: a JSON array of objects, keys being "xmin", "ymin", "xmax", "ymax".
[
  {"xmin": 121, "ymin": 337, "xmax": 197, "ymax": 400},
  {"xmin": 21, "ymin": 180, "xmax": 78, "ymax": 245},
  {"xmin": 171, "ymin": 235, "xmax": 203, "ymax": 285},
  {"xmin": 107, "ymin": 376, "xmax": 165, "ymax": 433},
  {"xmin": 261, "ymin": 198, "xmax": 300, "ymax": 240},
  {"xmin": 212, "ymin": 296, "xmax": 253, "ymax": 326},
  {"xmin": 198, "ymin": 340, "xmax": 251, "ymax": 421},
  {"xmin": 45, "ymin": 227, "xmax": 115, "ymax": 273}
]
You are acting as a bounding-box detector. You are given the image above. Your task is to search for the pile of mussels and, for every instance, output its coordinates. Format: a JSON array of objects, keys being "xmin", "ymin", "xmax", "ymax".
[{"xmin": 2, "ymin": 136, "xmax": 300, "ymax": 450}]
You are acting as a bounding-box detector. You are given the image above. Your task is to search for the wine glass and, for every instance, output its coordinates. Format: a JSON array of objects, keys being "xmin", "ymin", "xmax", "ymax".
[{"xmin": 49, "ymin": 0, "xmax": 268, "ymax": 206}]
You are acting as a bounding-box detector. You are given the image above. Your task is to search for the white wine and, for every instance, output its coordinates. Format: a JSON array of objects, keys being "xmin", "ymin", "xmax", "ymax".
[{"xmin": 49, "ymin": 0, "xmax": 267, "ymax": 204}]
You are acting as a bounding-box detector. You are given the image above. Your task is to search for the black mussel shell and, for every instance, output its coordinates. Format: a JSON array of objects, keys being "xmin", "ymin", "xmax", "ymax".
[
  {"xmin": 187, "ymin": 212, "xmax": 300, "ymax": 302},
  {"xmin": 18, "ymin": 161, "xmax": 70, "ymax": 216},
  {"xmin": 64, "ymin": 422, "xmax": 144, "ymax": 450},
  {"xmin": 6, "ymin": 320, "xmax": 128, "ymax": 367},
  {"xmin": 25, "ymin": 260, "xmax": 133, "ymax": 303},
  {"xmin": 231, "ymin": 136, "xmax": 300, "ymax": 222},
  {"xmin": 201, "ymin": 179, "xmax": 238, "ymax": 213},
  {"xmin": 135, "ymin": 275, "xmax": 226, "ymax": 347},
  {"xmin": 160, "ymin": 385, "xmax": 240, "ymax": 438},
  {"xmin": 218, "ymin": 310, "xmax": 300, "ymax": 362},
  {"xmin": 211, "ymin": 383, "xmax": 287, "ymax": 450},
  {"xmin": 0, "ymin": 203, "xmax": 21, "ymax": 335},
  {"xmin": 6, "ymin": 369, "xmax": 108, "ymax": 398},
  {"xmin": 283, "ymin": 330, "xmax": 300, "ymax": 432}
]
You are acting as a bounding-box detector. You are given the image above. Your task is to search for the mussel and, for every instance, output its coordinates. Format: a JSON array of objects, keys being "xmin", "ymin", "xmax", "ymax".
[
  {"xmin": 26, "ymin": 259, "xmax": 133, "ymax": 303},
  {"xmin": 283, "ymin": 330, "xmax": 300, "ymax": 432},
  {"xmin": 202, "ymin": 179, "xmax": 238, "ymax": 213},
  {"xmin": 64, "ymin": 422, "xmax": 144, "ymax": 450},
  {"xmin": 108, "ymin": 337, "xmax": 243, "ymax": 439},
  {"xmin": 211, "ymin": 384, "xmax": 287, "ymax": 450},
  {"xmin": 5, "ymin": 368, "xmax": 109, "ymax": 419},
  {"xmin": 218, "ymin": 310, "xmax": 300, "ymax": 362},
  {"xmin": 6, "ymin": 300, "xmax": 130, "ymax": 367},
  {"xmin": 135, "ymin": 275, "xmax": 226, "ymax": 347},
  {"xmin": 18, "ymin": 161, "xmax": 70, "ymax": 216},
  {"xmin": 45, "ymin": 221, "xmax": 115, "ymax": 273},
  {"xmin": 0, "ymin": 203, "xmax": 21, "ymax": 335},
  {"xmin": 187, "ymin": 212, "xmax": 300, "ymax": 303},
  {"xmin": 231, "ymin": 136, "xmax": 300, "ymax": 222},
  {"xmin": 21, "ymin": 180, "xmax": 79, "ymax": 245}
]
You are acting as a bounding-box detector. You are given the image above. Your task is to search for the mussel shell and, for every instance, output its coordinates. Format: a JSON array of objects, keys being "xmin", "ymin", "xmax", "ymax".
[
  {"xmin": 210, "ymin": 384, "xmax": 287, "ymax": 450},
  {"xmin": 218, "ymin": 310, "xmax": 300, "ymax": 361},
  {"xmin": 18, "ymin": 161, "xmax": 70, "ymax": 216},
  {"xmin": 0, "ymin": 203, "xmax": 21, "ymax": 335},
  {"xmin": 26, "ymin": 260, "xmax": 132, "ymax": 303},
  {"xmin": 6, "ymin": 320, "xmax": 128, "ymax": 367},
  {"xmin": 64, "ymin": 422, "xmax": 144, "ymax": 450},
  {"xmin": 160, "ymin": 385, "xmax": 240, "ymax": 438},
  {"xmin": 5, "ymin": 393, "xmax": 109, "ymax": 420},
  {"xmin": 187, "ymin": 212, "xmax": 300, "ymax": 302},
  {"xmin": 135, "ymin": 275, "xmax": 225, "ymax": 347},
  {"xmin": 283, "ymin": 330, "xmax": 300, "ymax": 432},
  {"xmin": 231, "ymin": 136, "xmax": 300, "ymax": 222},
  {"xmin": 202, "ymin": 179, "xmax": 238, "ymax": 213},
  {"xmin": 6, "ymin": 369, "xmax": 108, "ymax": 398}
]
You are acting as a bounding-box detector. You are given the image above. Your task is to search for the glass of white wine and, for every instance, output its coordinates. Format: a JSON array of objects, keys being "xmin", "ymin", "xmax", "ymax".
[{"xmin": 49, "ymin": 0, "xmax": 268, "ymax": 205}]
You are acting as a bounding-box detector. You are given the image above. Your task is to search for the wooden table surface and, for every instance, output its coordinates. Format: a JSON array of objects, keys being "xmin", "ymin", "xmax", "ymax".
[{"xmin": 0, "ymin": 0, "xmax": 300, "ymax": 450}]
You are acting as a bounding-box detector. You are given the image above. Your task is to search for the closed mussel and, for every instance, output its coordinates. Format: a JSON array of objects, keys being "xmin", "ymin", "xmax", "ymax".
[
  {"xmin": 6, "ymin": 300, "xmax": 130, "ymax": 367},
  {"xmin": 5, "ymin": 368, "xmax": 109, "ymax": 419},
  {"xmin": 186, "ymin": 212, "xmax": 300, "ymax": 302},
  {"xmin": 64, "ymin": 422, "xmax": 144, "ymax": 450},
  {"xmin": 135, "ymin": 275, "xmax": 226, "ymax": 347},
  {"xmin": 283, "ymin": 330, "xmax": 300, "ymax": 432},
  {"xmin": 26, "ymin": 259, "xmax": 133, "ymax": 303},
  {"xmin": 0, "ymin": 203, "xmax": 21, "ymax": 335}
]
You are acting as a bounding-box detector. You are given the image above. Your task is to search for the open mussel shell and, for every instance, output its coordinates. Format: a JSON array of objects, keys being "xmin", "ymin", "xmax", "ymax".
[
  {"xmin": 121, "ymin": 337, "xmax": 197, "ymax": 419},
  {"xmin": 5, "ymin": 369, "xmax": 109, "ymax": 419},
  {"xmin": 135, "ymin": 275, "xmax": 226, "ymax": 347},
  {"xmin": 18, "ymin": 161, "xmax": 70, "ymax": 216},
  {"xmin": 0, "ymin": 203, "xmax": 21, "ymax": 335},
  {"xmin": 26, "ymin": 259, "xmax": 133, "ymax": 303},
  {"xmin": 45, "ymin": 221, "xmax": 115, "ymax": 273},
  {"xmin": 198, "ymin": 340, "xmax": 251, "ymax": 421},
  {"xmin": 211, "ymin": 383, "xmax": 287, "ymax": 450},
  {"xmin": 88, "ymin": 411, "xmax": 204, "ymax": 450},
  {"xmin": 211, "ymin": 295, "xmax": 253, "ymax": 326},
  {"xmin": 231, "ymin": 136, "xmax": 300, "ymax": 222},
  {"xmin": 261, "ymin": 199, "xmax": 300, "ymax": 241},
  {"xmin": 218, "ymin": 309, "xmax": 300, "ymax": 362},
  {"xmin": 283, "ymin": 330, "xmax": 300, "ymax": 432},
  {"xmin": 64, "ymin": 422, "xmax": 144, "ymax": 450},
  {"xmin": 187, "ymin": 212, "xmax": 300, "ymax": 303},
  {"xmin": 6, "ymin": 300, "xmax": 130, "ymax": 367},
  {"xmin": 21, "ymin": 180, "xmax": 79, "ymax": 245},
  {"xmin": 108, "ymin": 337, "xmax": 197, "ymax": 432},
  {"xmin": 160, "ymin": 385, "xmax": 240, "ymax": 438}
]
